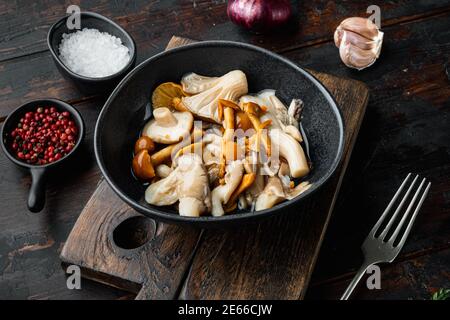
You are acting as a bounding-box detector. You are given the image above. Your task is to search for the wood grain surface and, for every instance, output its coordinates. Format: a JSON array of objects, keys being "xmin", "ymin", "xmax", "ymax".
[{"xmin": 0, "ymin": 1, "xmax": 448, "ymax": 300}]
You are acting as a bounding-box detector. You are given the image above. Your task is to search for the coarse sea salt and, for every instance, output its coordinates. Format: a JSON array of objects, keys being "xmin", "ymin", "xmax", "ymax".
[{"xmin": 59, "ymin": 28, "xmax": 131, "ymax": 78}]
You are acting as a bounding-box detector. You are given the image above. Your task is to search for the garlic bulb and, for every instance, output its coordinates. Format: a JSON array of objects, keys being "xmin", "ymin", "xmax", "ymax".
[{"xmin": 334, "ymin": 17, "xmax": 384, "ymax": 70}]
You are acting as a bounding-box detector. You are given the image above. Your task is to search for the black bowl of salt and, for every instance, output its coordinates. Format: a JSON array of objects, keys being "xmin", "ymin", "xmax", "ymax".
[{"xmin": 47, "ymin": 11, "xmax": 137, "ymax": 95}]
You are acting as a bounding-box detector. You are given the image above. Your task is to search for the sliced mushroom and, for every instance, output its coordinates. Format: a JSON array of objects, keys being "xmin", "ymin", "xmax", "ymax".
[
  {"xmin": 284, "ymin": 125, "xmax": 303, "ymax": 142},
  {"xmin": 155, "ymin": 164, "xmax": 173, "ymax": 178},
  {"xmin": 241, "ymin": 101, "xmax": 271, "ymax": 156},
  {"xmin": 244, "ymin": 164, "xmax": 266, "ymax": 206},
  {"xmin": 242, "ymin": 90, "xmax": 303, "ymax": 142},
  {"xmin": 181, "ymin": 73, "xmax": 220, "ymax": 94},
  {"xmin": 286, "ymin": 181, "xmax": 312, "ymax": 200},
  {"xmin": 145, "ymin": 154, "xmax": 211, "ymax": 217},
  {"xmin": 278, "ymin": 161, "xmax": 291, "ymax": 188},
  {"xmin": 202, "ymin": 131, "xmax": 223, "ymax": 185},
  {"xmin": 180, "ymin": 70, "xmax": 248, "ymax": 123},
  {"xmin": 211, "ymin": 160, "xmax": 244, "ymax": 216},
  {"xmin": 238, "ymin": 194, "xmax": 249, "ymax": 210},
  {"xmin": 174, "ymin": 141, "xmax": 205, "ymax": 160},
  {"xmin": 224, "ymin": 172, "xmax": 256, "ymax": 211},
  {"xmin": 288, "ymin": 98, "xmax": 303, "ymax": 124},
  {"xmin": 255, "ymin": 177, "xmax": 311, "ymax": 210},
  {"xmin": 269, "ymin": 128, "xmax": 310, "ymax": 178},
  {"xmin": 143, "ymin": 107, "xmax": 193, "ymax": 144},
  {"xmin": 255, "ymin": 176, "xmax": 286, "ymax": 211}
]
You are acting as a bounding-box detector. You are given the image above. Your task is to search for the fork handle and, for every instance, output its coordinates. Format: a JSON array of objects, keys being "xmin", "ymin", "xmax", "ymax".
[{"xmin": 340, "ymin": 262, "xmax": 373, "ymax": 300}]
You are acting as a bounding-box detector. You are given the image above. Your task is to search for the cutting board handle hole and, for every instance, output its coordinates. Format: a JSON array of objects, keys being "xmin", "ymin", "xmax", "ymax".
[{"xmin": 112, "ymin": 216, "xmax": 153, "ymax": 249}]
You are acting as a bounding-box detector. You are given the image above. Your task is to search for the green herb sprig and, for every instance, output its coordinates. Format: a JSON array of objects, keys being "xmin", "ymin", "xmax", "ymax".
[{"xmin": 431, "ymin": 288, "xmax": 450, "ymax": 300}]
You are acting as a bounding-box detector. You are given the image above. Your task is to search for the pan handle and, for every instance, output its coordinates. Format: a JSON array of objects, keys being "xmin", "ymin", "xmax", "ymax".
[{"xmin": 28, "ymin": 167, "xmax": 47, "ymax": 212}]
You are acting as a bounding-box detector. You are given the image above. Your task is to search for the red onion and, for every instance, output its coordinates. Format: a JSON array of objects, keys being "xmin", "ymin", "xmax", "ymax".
[{"xmin": 227, "ymin": 0, "xmax": 292, "ymax": 31}]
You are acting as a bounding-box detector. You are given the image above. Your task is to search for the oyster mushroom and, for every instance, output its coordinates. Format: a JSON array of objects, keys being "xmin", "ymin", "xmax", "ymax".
[
  {"xmin": 242, "ymin": 142, "xmax": 266, "ymax": 209},
  {"xmin": 255, "ymin": 177, "xmax": 286, "ymax": 211},
  {"xmin": 145, "ymin": 154, "xmax": 211, "ymax": 217},
  {"xmin": 179, "ymin": 70, "xmax": 248, "ymax": 123},
  {"xmin": 269, "ymin": 128, "xmax": 310, "ymax": 178},
  {"xmin": 202, "ymin": 130, "xmax": 223, "ymax": 185},
  {"xmin": 278, "ymin": 161, "xmax": 291, "ymax": 188},
  {"xmin": 223, "ymin": 172, "xmax": 256, "ymax": 212},
  {"xmin": 255, "ymin": 177, "xmax": 311, "ymax": 211},
  {"xmin": 142, "ymin": 107, "xmax": 193, "ymax": 144},
  {"xmin": 286, "ymin": 181, "xmax": 312, "ymax": 200},
  {"xmin": 241, "ymin": 90, "xmax": 303, "ymax": 142},
  {"xmin": 211, "ymin": 160, "xmax": 244, "ymax": 216},
  {"xmin": 241, "ymin": 102, "xmax": 271, "ymax": 157},
  {"xmin": 181, "ymin": 73, "xmax": 220, "ymax": 94}
]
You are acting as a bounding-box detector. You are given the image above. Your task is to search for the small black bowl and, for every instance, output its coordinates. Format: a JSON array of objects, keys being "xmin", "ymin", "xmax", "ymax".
[
  {"xmin": 1, "ymin": 99, "xmax": 85, "ymax": 213},
  {"xmin": 47, "ymin": 12, "xmax": 137, "ymax": 95}
]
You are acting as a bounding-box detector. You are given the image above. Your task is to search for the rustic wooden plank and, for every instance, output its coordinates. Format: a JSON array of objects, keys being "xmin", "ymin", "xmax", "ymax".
[
  {"xmin": 1, "ymin": 0, "xmax": 450, "ymax": 62},
  {"xmin": 60, "ymin": 180, "xmax": 201, "ymax": 299},
  {"xmin": 1, "ymin": 2, "xmax": 450, "ymax": 117},
  {"xmin": 178, "ymin": 64, "xmax": 369, "ymax": 299},
  {"xmin": 283, "ymin": 13, "xmax": 450, "ymax": 285},
  {"xmin": 306, "ymin": 248, "xmax": 450, "ymax": 300}
]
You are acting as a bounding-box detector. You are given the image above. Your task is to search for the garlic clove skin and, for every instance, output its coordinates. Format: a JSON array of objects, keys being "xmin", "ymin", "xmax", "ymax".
[
  {"xmin": 339, "ymin": 32, "xmax": 383, "ymax": 70},
  {"xmin": 334, "ymin": 17, "xmax": 384, "ymax": 70},
  {"xmin": 338, "ymin": 29, "xmax": 379, "ymax": 51},
  {"xmin": 338, "ymin": 17, "xmax": 380, "ymax": 42}
]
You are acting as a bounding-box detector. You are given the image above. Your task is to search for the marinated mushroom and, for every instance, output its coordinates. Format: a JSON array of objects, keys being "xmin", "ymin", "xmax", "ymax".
[
  {"xmin": 180, "ymin": 70, "xmax": 248, "ymax": 123},
  {"xmin": 255, "ymin": 177, "xmax": 311, "ymax": 210},
  {"xmin": 255, "ymin": 177, "xmax": 286, "ymax": 211},
  {"xmin": 241, "ymin": 101, "xmax": 271, "ymax": 156},
  {"xmin": 145, "ymin": 154, "xmax": 211, "ymax": 217},
  {"xmin": 211, "ymin": 160, "xmax": 244, "ymax": 216},
  {"xmin": 181, "ymin": 73, "xmax": 220, "ymax": 94},
  {"xmin": 142, "ymin": 107, "xmax": 193, "ymax": 144},
  {"xmin": 155, "ymin": 164, "xmax": 173, "ymax": 178},
  {"xmin": 286, "ymin": 181, "xmax": 312, "ymax": 200},
  {"xmin": 132, "ymin": 149, "xmax": 156, "ymax": 180},
  {"xmin": 202, "ymin": 131, "xmax": 223, "ymax": 185},
  {"xmin": 224, "ymin": 172, "xmax": 256, "ymax": 211},
  {"xmin": 269, "ymin": 128, "xmax": 310, "ymax": 178},
  {"xmin": 242, "ymin": 90, "xmax": 303, "ymax": 142},
  {"xmin": 135, "ymin": 70, "xmax": 314, "ymax": 217},
  {"xmin": 152, "ymin": 82, "xmax": 188, "ymax": 110},
  {"xmin": 134, "ymin": 136, "xmax": 155, "ymax": 154}
]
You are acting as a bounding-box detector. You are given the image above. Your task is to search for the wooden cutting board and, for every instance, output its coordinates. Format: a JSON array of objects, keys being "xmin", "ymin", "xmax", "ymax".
[{"xmin": 60, "ymin": 36, "xmax": 369, "ymax": 300}]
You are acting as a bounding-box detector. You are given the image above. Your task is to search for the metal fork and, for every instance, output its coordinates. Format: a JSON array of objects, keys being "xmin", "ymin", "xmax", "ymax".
[{"xmin": 340, "ymin": 173, "xmax": 431, "ymax": 300}]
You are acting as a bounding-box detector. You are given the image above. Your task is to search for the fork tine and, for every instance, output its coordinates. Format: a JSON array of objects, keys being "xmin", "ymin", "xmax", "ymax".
[
  {"xmin": 378, "ymin": 174, "xmax": 419, "ymax": 240},
  {"xmin": 395, "ymin": 182, "xmax": 431, "ymax": 249},
  {"xmin": 369, "ymin": 173, "xmax": 412, "ymax": 237},
  {"xmin": 388, "ymin": 178, "xmax": 426, "ymax": 243}
]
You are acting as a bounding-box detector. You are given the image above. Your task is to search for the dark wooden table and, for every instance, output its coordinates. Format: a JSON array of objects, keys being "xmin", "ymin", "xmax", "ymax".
[{"xmin": 0, "ymin": 1, "xmax": 449, "ymax": 300}]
